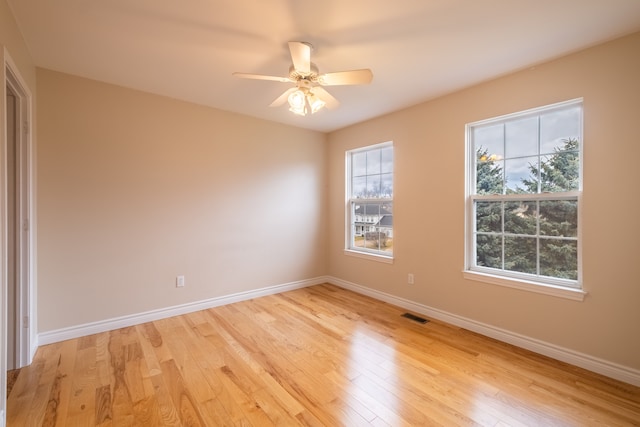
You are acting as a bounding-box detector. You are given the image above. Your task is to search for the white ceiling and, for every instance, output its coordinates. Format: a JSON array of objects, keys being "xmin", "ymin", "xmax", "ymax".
[{"xmin": 7, "ymin": 0, "xmax": 640, "ymax": 132}]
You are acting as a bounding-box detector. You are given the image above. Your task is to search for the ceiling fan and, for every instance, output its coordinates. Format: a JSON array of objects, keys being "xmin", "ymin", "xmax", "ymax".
[{"xmin": 233, "ymin": 41, "xmax": 373, "ymax": 116}]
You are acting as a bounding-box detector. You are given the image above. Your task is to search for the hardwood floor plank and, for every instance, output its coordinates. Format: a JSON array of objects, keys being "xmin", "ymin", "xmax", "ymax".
[
  {"xmin": 15, "ymin": 339, "xmax": 76, "ymax": 427},
  {"xmin": 350, "ymin": 372, "xmax": 437, "ymax": 426},
  {"xmin": 148, "ymin": 372, "xmax": 183, "ymax": 426},
  {"xmin": 47, "ymin": 339, "xmax": 79, "ymax": 427},
  {"xmin": 94, "ymin": 384, "xmax": 112, "ymax": 425},
  {"xmin": 160, "ymin": 358, "xmax": 208, "ymax": 426},
  {"xmin": 7, "ymin": 284, "xmax": 640, "ymax": 426},
  {"xmin": 323, "ymin": 369, "xmax": 390, "ymax": 423},
  {"xmin": 107, "ymin": 328, "xmax": 137, "ymax": 426},
  {"xmin": 6, "ymin": 351, "xmax": 47, "ymax": 425}
]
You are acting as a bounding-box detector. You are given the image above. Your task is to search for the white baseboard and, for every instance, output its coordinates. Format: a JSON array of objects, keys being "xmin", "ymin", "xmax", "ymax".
[
  {"xmin": 36, "ymin": 275, "xmax": 640, "ymax": 387},
  {"xmin": 327, "ymin": 276, "xmax": 640, "ymax": 387},
  {"xmin": 38, "ymin": 277, "xmax": 328, "ymax": 346}
]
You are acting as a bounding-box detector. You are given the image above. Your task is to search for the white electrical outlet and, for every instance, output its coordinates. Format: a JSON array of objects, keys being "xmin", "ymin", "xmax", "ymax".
[
  {"xmin": 408, "ymin": 273, "xmax": 415, "ymax": 285},
  {"xmin": 176, "ymin": 275, "xmax": 185, "ymax": 287}
]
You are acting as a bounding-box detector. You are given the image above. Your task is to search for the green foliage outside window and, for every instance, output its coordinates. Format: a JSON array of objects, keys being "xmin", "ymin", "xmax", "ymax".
[{"xmin": 475, "ymin": 139, "xmax": 579, "ymax": 281}]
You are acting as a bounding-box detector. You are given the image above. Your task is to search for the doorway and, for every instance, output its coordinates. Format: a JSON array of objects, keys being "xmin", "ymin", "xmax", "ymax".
[{"xmin": 4, "ymin": 61, "xmax": 34, "ymax": 370}]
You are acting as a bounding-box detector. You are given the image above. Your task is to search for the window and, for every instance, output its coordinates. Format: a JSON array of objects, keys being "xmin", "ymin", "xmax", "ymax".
[
  {"xmin": 465, "ymin": 100, "xmax": 582, "ymax": 293},
  {"xmin": 346, "ymin": 142, "xmax": 394, "ymax": 259}
]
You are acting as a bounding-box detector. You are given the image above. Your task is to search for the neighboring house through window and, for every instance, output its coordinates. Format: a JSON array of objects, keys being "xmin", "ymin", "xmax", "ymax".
[
  {"xmin": 465, "ymin": 99, "xmax": 583, "ymax": 298},
  {"xmin": 346, "ymin": 142, "xmax": 394, "ymax": 259}
]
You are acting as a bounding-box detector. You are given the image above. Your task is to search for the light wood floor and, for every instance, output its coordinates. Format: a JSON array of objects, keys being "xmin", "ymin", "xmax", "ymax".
[{"xmin": 6, "ymin": 284, "xmax": 640, "ymax": 426}]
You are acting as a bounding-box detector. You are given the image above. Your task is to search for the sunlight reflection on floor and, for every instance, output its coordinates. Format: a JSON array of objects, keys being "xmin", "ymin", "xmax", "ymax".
[{"xmin": 343, "ymin": 328, "xmax": 401, "ymax": 425}]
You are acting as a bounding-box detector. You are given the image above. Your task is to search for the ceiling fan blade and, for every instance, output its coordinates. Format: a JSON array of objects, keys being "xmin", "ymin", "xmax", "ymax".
[
  {"xmin": 269, "ymin": 87, "xmax": 298, "ymax": 107},
  {"xmin": 312, "ymin": 87, "xmax": 340, "ymax": 110},
  {"xmin": 232, "ymin": 72, "xmax": 291, "ymax": 83},
  {"xmin": 318, "ymin": 69, "xmax": 373, "ymax": 86},
  {"xmin": 288, "ymin": 41, "xmax": 311, "ymax": 74}
]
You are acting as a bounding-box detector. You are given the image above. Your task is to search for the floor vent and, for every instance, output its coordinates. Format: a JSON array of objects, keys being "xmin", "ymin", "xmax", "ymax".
[{"xmin": 401, "ymin": 313, "xmax": 429, "ymax": 324}]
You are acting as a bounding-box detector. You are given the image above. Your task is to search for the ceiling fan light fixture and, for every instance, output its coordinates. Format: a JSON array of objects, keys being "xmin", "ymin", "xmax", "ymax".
[
  {"xmin": 287, "ymin": 88, "xmax": 327, "ymax": 116},
  {"xmin": 307, "ymin": 91, "xmax": 326, "ymax": 114},
  {"xmin": 288, "ymin": 89, "xmax": 307, "ymax": 115}
]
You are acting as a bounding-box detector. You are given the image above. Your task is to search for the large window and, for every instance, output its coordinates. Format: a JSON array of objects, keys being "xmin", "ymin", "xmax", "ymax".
[
  {"xmin": 466, "ymin": 100, "xmax": 582, "ymax": 292},
  {"xmin": 347, "ymin": 142, "xmax": 394, "ymax": 259}
]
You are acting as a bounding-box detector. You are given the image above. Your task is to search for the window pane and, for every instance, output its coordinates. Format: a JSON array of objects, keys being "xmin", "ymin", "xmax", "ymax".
[
  {"xmin": 540, "ymin": 106, "xmax": 581, "ymax": 154},
  {"xmin": 355, "ymin": 202, "xmax": 393, "ymax": 252},
  {"xmin": 505, "ymin": 156, "xmax": 538, "ymax": 193},
  {"xmin": 366, "ymin": 150, "xmax": 381, "ymax": 175},
  {"xmin": 363, "ymin": 202, "xmax": 392, "ymax": 219},
  {"xmin": 476, "ymin": 157, "xmax": 504, "ymax": 195},
  {"xmin": 366, "ymin": 174, "xmax": 381, "ymax": 197},
  {"xmin": 364, "ymin": 231, "xmax": 380, "ymax": 251},
  {"xmin": 352, "ymin": 176, "xmax": 366, "ymax": 198},
  {"xmin": 476, "ymin": 201, "xmax": 502, "ymax": 233},
  {"xmin": 381, "ymin": 173, "xmax": 393, "ymax": 198},
  {"xmin": 364, "ymin": 203, "xmax": 381, "ymax": 216},
  {"xmin": 504, "ymin": 236, "xmax": 537, "ymax": 274},
  {"xmin": 504, "ymin": 201, "xmax": 537, "ymax": 235},
  {"xmin": 540, "ymin": 239, "xmax": 577, "ymax": 280},
  {"xmin": 473, "ymin": 124, "xmax": 504, "ymax": 159},
  {"xmin": 381, "ymin": 146, "xmax": 393, "ymax": 173},
  {"xmin": 352, "ymin": 152, "xmax": 367, "ymax": 177},
  {"xmin": 364, "ymin": 229, "xmax": 392, "ymax": 252},
  {"xmin": 540, "ymin": 149, "xmax": 579, "ymax": 192},
  {"xmin": 539, "ymin": 200, "xmax": 577, "ymax": 237},
  {"xmin": 505, "ymin": 116, "xmax": 538, "ymax": 158},
  {"xmin": 349, "ymin": 222, "xmax": 357, "ymax": 246},
  {"xmin": 476, "ymin": 234, "xmax": 502, "ymax": 269}
]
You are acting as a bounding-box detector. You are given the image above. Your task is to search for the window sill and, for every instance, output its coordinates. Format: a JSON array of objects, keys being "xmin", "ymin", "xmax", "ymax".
[
  {"xmin": 463, "ymin": 270, "xmax": 586, "ymax": 301},
  {"xmin": 344, "ymin": 249, "xmax": 394, "ymax": 264}
]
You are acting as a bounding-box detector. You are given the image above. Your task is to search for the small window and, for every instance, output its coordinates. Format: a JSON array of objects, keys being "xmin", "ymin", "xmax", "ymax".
[
  {"xmin": 346, "ymin": 142, "xmax": 394, "ymax": 259},
  {"xmin": 466, "ymin": 100, "xmax": 582, "ymax": 291}
]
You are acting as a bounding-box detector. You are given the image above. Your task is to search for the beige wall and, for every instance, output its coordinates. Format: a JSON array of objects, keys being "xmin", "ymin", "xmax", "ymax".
[
  {"xmin": 328, "ymin": 32, "xmax": 640, "ymax": 370},
  {"xmin": 36, "ymin": 69, "xmax": 327, "ymax": 331}
]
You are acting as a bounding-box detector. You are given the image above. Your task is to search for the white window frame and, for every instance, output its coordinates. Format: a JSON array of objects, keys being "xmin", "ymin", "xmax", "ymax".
[
  {"xmin": 345, "ymin": 141, "xmax": 394, "ymax": 263},
  {"xmin": 464, "ymin": 99, "xmax": 586, "ymax": 301}
]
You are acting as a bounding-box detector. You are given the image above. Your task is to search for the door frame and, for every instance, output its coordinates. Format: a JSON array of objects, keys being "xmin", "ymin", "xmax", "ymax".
[{"xmin": 1, "ymin": 48, "xmax": 36, "ymax": 376}]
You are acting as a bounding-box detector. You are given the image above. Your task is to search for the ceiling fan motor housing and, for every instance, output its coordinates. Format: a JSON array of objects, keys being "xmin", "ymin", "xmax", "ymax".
[{"xmin": 289, "ymin": 63, "xmax": 320, "ymax": 83}]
